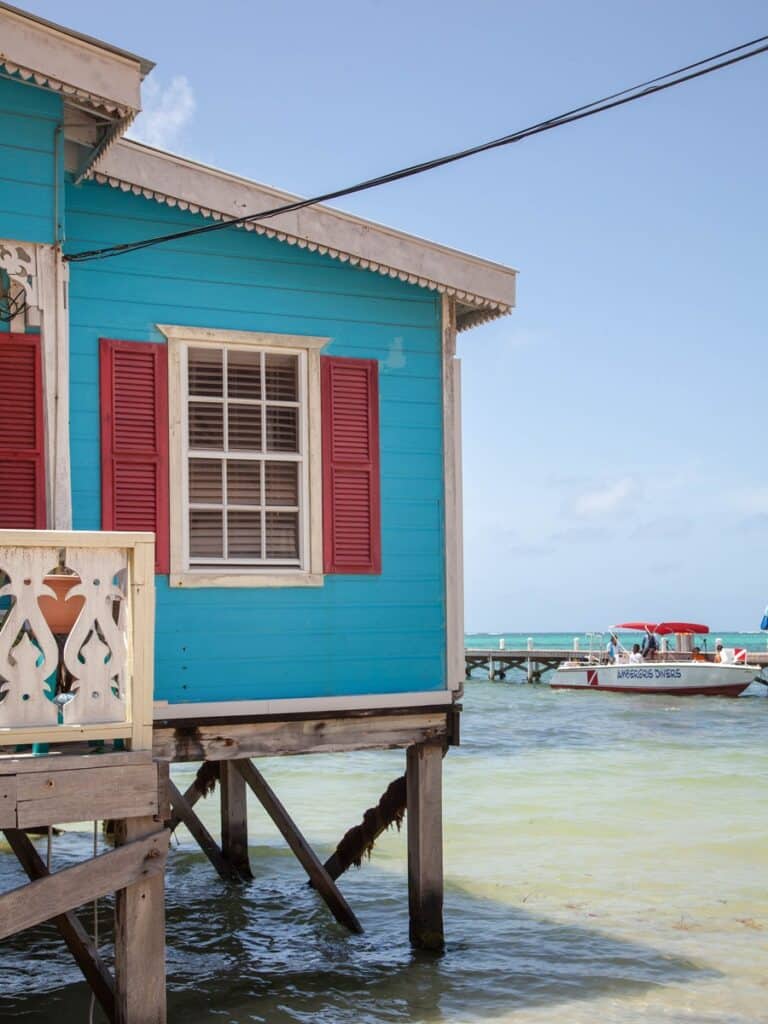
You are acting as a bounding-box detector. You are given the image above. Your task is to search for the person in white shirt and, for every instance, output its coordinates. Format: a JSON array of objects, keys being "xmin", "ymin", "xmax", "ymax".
[
  {"xmin": 715, "ymin": 641, "xmax": 734, "ymax": 664},
  {"xmin": 629, "ymin": 643, "xmax": 644, "ymax": 664},
  {"xmin": 607, "ymin": 633, "xmax": 620, "ymax": 663}
]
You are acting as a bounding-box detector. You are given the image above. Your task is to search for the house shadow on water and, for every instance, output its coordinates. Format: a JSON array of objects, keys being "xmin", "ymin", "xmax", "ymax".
[{"xmin": 0, "ymin": 841, "xmax": 713, "ymax": 1024}]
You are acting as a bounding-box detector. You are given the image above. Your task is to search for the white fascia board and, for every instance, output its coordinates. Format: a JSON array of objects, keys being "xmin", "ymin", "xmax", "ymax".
[
  {"xmin": 94, "ymin": 139, "xmax": 518, "ymax": 314},
  {"xmin": 153, "ymin": 689, "xmax": 455, "ymax": 721},
  {"xmin": 0, "ymin": 4, "xmax": 144, "ymax": 113}
]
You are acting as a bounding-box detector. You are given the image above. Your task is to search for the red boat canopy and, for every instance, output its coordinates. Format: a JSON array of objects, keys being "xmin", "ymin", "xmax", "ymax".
[{"xmin": 613, "ymin": 621, "xmax": 710, "ymax": 636}]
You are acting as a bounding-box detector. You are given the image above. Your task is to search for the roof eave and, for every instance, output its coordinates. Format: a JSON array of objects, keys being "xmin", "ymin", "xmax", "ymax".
[
  {"xmin": 90, "ymin": 138, "xmax": 517, "ymax": 323},
  {"xmin": 0, "ymin": 3, "xmax": 147, "ymax": 119},
  {"xmin": 0, "ymin": 2, "xmax": 154, "ymax": 77}
]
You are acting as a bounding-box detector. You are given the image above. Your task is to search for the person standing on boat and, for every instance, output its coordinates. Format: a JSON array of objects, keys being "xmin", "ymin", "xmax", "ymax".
[
  {"xmin": 641, "ymin": 629, "xmax": 658, "ymax": 660},
  {"xmin": 629, "ymin": 643, "xmax": 644, "ymax": 663},
  {"xmin": 607, "ymin": 632, "xmax": 620, "ymax": 663}
]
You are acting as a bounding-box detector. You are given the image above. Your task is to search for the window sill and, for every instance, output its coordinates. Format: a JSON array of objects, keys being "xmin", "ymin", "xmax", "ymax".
[{"xmin": 169, "ymin": 571, "xmax": 324, "ymax": 589}]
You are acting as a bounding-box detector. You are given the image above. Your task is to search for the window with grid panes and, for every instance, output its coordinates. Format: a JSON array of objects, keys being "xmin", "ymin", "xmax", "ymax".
[{"xmin": 184, "ymin": 346, "xmax": 306, "ymax": 568}]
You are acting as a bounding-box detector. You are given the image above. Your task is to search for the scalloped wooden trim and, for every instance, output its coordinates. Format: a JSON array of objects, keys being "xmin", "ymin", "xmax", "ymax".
[
  {"xmin": 0, "ymin": 56, "xmax": 134, "ymax": 118},
  {"xmin": 89, "ymin": 170, "xmax": 514, "ymax": 319},
  {"xmin": 455, "ymin": 306, "xmax": 509, "ymax": 332}
]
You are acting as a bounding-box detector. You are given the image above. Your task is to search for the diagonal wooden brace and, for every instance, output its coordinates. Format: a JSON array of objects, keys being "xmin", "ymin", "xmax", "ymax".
[
  {"xmin": 0, "ymin": 828, "xmax": 168, "ymax": 940},
  {"xmin": 234, "ymin": 759, "xmax": 363, "ymax": 934},
  {"xmin": 167, "ymin": 761, "xmax": 219, "ymax": 831},
  {"xmin": 3, "ymin": 828, "xmax": 116, "ymax": 1022},
  {"xmin": 167, "ymin": 779, "xmax": 242, "ymax": 883}
]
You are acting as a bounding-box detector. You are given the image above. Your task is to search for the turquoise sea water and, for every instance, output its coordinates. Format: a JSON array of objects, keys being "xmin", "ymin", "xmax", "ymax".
[{"xmin": 1, "ymin": 660, "xmax": 766, "ymax": 1021}]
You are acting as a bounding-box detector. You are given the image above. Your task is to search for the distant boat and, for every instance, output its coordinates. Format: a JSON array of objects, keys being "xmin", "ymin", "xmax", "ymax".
[{"xmin": 550, "ymin": 621, "xmax": 757, "ymax": 697}]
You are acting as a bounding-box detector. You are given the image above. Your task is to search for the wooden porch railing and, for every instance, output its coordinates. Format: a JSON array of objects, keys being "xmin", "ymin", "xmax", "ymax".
[{"xmin": 0, "ymin": 531, "xmax": 155, "ymax": 750}]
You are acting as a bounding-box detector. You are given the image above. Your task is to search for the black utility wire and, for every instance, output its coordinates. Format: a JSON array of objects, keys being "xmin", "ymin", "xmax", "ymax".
[{"xmin": 66, "ymin": 33, "xmax": 768, "ymax": 264}]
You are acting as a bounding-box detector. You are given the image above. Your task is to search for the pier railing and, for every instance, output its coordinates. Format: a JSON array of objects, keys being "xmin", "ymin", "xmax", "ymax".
[{"xmin": 0, "ymin": 531, "xmax": 155, "ymax": 750}]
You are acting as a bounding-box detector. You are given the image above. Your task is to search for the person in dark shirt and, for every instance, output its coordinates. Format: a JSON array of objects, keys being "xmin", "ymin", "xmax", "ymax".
[{"xmin": 641, "ymin": 629, "xmax": 658, "ymax": 660}]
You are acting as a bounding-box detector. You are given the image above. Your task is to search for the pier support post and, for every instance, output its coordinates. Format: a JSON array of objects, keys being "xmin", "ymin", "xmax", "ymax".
[
  {"xmin": 114, "ymin": 815, "xmax": 167, "ymax": 1024},
  {"xmin": 219, "ymin": 760, "xmax": 253, "ymax": 879},
  {"xmin": 406, "ymin": 740, "xmax": 444, "ymax": 952}
]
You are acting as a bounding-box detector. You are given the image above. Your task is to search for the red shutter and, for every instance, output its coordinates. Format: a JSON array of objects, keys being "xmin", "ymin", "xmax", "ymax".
[
  {"xmin": 321, "ymin": 356, "xmax": 381, "ymax": 574},
  {"xmin": 100, "ymin": 339, "xmax": 169, "ymax": 573},
  {"xmin": 0, "ymin": 333, "xmax": 46, "ymax": 528}
]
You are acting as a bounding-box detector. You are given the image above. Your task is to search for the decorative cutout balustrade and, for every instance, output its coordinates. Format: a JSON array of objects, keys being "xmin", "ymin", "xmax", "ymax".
[{"xmin": 0, "ymin": 531, "xmax": 155, "ymax": 750}]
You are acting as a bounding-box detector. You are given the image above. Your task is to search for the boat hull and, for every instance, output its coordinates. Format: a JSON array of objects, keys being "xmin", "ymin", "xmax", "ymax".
[{"xmin": 550, "ymin": 662, "xmax": 755, "ymax": 697}]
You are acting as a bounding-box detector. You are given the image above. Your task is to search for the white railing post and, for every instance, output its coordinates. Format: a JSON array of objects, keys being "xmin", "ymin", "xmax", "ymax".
[{"xmin": 131, "ymin": 538, "xmax": 156, "ymax": 751}]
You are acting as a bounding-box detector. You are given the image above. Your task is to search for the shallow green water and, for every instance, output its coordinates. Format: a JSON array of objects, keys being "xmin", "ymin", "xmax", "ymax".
[{"xmin": 2, "ymin": 682, "xmax": 767, "ymax": 1023}]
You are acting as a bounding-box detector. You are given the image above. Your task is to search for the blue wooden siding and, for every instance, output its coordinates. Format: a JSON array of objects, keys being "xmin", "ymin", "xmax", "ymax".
[
  {"xmin": 0, "ymin": 77, "xmax": 61, "ymax": 245},
  {"xmin": 65, "ymin": 179, "xmax": 446, "ymax": 703}
]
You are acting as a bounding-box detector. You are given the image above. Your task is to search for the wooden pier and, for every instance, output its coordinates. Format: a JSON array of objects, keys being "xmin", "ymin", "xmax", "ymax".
[
  {"xmin": 2, "ymin": 711, "xmax": 455, "ymax": 1022},
  {"xmin": 1, "ymin": 749, "xmax": 169, "ymax": 1023},
  {"xmin": 466, "ymin": 647, "xmax": 768, "ymax": 683}
]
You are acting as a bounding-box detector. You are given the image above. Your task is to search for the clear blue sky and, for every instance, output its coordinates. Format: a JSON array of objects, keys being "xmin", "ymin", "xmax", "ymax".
[{"xmin": 27, "ymin": 0, "xmax": 768, "ymax": 630}]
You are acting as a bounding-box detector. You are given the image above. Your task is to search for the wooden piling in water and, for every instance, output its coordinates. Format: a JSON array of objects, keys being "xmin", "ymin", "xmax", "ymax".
[
  {"xmin": 406, "ymin": 740, "xmax": 444, "ymax": 952},
  {"xmin": 219, "ymin": 760, "xmax": 253, "ymax": 880},
  {"xmin": 114, "ymin": 815, "xmax": 168, "ymax": 1024}
]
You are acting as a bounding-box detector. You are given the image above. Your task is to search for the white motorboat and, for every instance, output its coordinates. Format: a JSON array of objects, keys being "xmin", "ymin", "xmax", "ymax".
[{"xmin": 551, "ymin": 621, "xmax": 757, "ymax": 697}]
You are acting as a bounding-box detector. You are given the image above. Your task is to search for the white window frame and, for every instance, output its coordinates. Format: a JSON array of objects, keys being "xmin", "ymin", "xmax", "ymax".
[{"xmin": 159, "ymin": 325, "xmax": 326, "ymax": 588}]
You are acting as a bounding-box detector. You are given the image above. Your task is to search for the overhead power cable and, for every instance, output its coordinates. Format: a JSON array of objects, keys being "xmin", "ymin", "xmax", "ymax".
[{"xmin": 66, "ymin": 33, "xmax": 768, "ymax": 264}]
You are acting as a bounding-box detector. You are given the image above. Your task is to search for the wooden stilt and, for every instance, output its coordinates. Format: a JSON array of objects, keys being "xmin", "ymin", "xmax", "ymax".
[
  {"xmin": 168, "ymin": 779, "xmax": 241, "ymax": 882},
  {"xmin": 234, "ymin": 759, "xmax": 363, "ymax": 934},
  {"xmin": 219, "ymin": 760, "xmax": 252, "ymax": 879},
  {"xmin": 3, "ymin": 828, "xmax": 116, "ymax": 1021},
  {"xmin": 114, "ymin": 816, "xmax": 167, "ymax": 1024},
  {"xmin": 406, "ymin": 741, "xmax": 444, "ymax": 951}
]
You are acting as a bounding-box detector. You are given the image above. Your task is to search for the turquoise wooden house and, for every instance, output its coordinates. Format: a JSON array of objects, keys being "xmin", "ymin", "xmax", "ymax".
[
  {"xmin": 0, "ymin": 2, "xmax": 516, "ymax": 720},
  {"xmin": 0, "ymin": 5, "xmax": 517, "ymax": 997}
]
